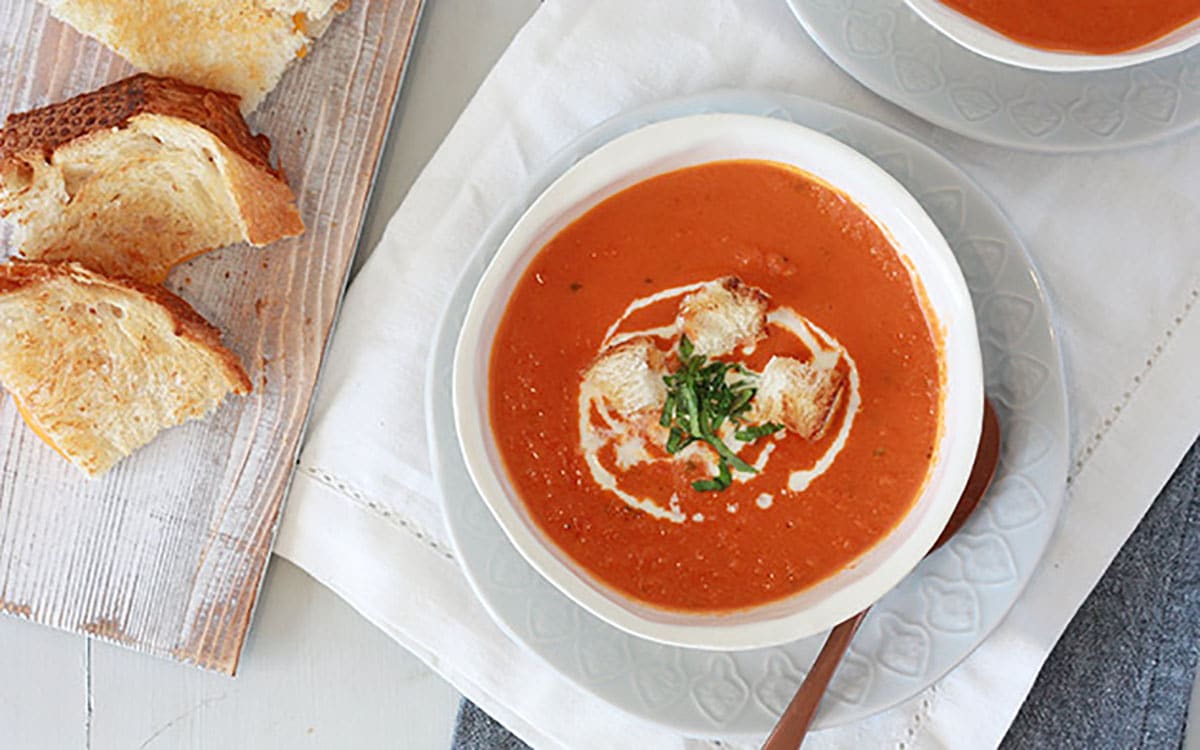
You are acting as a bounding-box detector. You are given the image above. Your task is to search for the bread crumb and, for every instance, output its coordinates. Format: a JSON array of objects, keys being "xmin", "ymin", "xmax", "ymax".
[{"xmin": 677, "ymin": 277, "xmax": 768, "ymax": 357}]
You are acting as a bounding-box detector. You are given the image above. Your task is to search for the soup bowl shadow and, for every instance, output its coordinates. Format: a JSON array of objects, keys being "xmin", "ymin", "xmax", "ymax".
[{"xmin": 452, "ymin": 113, "xmax": 983, "ymax": 651}]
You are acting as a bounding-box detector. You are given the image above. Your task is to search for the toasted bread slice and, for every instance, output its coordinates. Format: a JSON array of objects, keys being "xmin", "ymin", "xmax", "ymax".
[
  {"xmin": 0, "ymin": 74, "xmax": 304, "ymax": 284},
  {"xmin": 678, "ymin": 277, "xmax": 769, "ymax": 358},
  {"xmin": 750, "ymin": 355, "xmax": 845, "ymax": 441},
  {"xmin": 41, "ymin": 0, "xmax": 350, "ymax": 112},
  {"xmin": 0, "ymin": 261, "xmax": 251, "ymax": 476}
]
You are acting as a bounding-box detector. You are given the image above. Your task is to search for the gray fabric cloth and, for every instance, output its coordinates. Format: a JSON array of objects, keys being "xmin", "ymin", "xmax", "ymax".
[
  {"xmin": 452, "ymin": 440, "xmax": 1200, "ymax": 749},
  {"xmin": 1002, "ymin": 440, "xmax": 1200, "ymax": 750},
  {"xmin": 451, "ymin": 700, "xmax": 531, "ymax": 750}
]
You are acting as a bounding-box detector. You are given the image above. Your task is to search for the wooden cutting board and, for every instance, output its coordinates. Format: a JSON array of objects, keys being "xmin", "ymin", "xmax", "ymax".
[{"xmin": 0, "ymin": 0, "xmax": 423, "ymax": 674}]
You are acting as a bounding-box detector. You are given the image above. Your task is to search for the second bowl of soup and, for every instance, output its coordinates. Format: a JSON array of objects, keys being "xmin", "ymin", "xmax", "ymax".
[{"xmin": 905, "ymin": 0, "xmax": 1200, "ymax": 72}]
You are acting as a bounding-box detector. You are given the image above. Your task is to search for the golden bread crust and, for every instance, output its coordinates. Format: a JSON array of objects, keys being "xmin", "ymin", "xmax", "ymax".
[
  {"xmin": 1, "ymin": 74, "xmax": 275, "ymax": 177},
  {"xmin": 0, "ymin": 260, "xmax": 251, "ymax": 396},
  {"xmin": 0, "ymin": 75, "xmax": 304, "ymax": 283}
]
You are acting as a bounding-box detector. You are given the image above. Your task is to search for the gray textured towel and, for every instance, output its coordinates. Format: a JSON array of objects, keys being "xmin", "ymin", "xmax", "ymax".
[
  {"xmin": 1002, "ymin": 440, "xmax": 1200, "ymax": 749},
  {"xmin": 452, "ymin": 701, "xmax": 531, "ymax": 750},
  {"xmin": 452, "ymin": 440, "xmax": 1200, "ymax": 749}
]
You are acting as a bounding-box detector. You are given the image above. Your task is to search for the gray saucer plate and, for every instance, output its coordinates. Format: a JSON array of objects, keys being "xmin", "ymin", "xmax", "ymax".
[
  {"xmin": 427, "ymin": 91, "xmax": 1068, "ymax": 736},
  {"xmin": 789, "ymin": 0, "xmax": 1200, "ymax": 152}
]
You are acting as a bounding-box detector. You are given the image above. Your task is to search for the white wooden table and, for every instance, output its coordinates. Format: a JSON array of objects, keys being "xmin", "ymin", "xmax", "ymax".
[{"xmin": 0, "ymin": 1, "xmax": 538, "ymax": 746}]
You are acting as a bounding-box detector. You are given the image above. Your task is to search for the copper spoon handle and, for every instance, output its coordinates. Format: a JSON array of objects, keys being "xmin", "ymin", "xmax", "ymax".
[
  {"xmin": 761, "ymin": 610, "xmax": 868, "ymax": 750},
  {"xmin": 762, "ymin": 401, "xmax": 1001, "ymax": 750}
]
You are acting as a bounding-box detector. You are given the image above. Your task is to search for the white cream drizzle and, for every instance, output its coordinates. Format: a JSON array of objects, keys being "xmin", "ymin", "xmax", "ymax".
[
  {"xmin": 578, "ymin": 381, "xmax": 686, "ymax": 523},
  {"xmin": 614, "ymin": 435, "xmax": 652, "ymax": 469},
  {"xmin": 752, "ymin": 440, "xmax": 776, "ymax": 472},
  {"xmin": 579, "ymin": 279, "xmax": 862, "ymax": 523},
  {"xmin": 607, "ymin": 323, "xmax": 679, "ymax": 349},
  {"xmin": 600, "ymin": 281, "xmax": 706, "ymax": 347}
]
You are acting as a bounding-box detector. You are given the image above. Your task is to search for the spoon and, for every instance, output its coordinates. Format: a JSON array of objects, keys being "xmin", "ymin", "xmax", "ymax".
[{"xmin": 762, "ymin": 399, "xmax": 1002, "ymax": 750}]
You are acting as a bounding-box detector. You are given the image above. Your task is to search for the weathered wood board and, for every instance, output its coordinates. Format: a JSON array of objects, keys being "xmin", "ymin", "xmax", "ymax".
[{"xmin": 0, "ymin": 0, "xmax": 423, "ymax": 673}]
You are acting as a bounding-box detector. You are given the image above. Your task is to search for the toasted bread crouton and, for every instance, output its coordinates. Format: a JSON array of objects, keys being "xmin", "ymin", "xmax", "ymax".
[
  {"xmin": 41, "ymin": 0, "xmax": 351, "ymax": 112},
  {"xmin": 583, "ymin": 337, "xmax": 667, "ymax": 418},
  {"xmin": 677, "ymin": 277, "xmax": 768, "ymax": 357},
  {"xmin": 0, "ymin": 74, "xmax": 304, "ymax": 284},
  {"xmin": 750, "ymin": 355, "xmax": 845, "ymax": 441},
  {"xmin": 0, "ymin": 261, "xmax": 251, "ymax": 476}
]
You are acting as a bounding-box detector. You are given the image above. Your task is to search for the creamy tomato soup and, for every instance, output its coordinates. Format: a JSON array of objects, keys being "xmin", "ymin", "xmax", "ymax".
[
  {"xmin": 937, "ymin": 0, "xmax": 1200, "ymax": 54},
  {"xmin": 488, "ymin": 160, "xmax": 942, "ymax": 612}
]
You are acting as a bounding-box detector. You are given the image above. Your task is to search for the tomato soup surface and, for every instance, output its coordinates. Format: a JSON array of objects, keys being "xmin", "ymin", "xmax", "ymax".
[
  {"xmin": 938, "ymin": 0, "xmax": 1200, "ymax": 54},
  {"xmin": 489, "ymin": 160, "xmax": 942, "ymax": 612}
]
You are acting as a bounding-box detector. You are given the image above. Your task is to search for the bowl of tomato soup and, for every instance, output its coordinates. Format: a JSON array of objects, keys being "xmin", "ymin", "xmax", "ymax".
[
  {"xmin": 453, "ymin": 114, "xmax": 983, "ymax": 650},
  {"xmin": 905, "ymin": 0, "xmax": 1200, "ymax": 72}
]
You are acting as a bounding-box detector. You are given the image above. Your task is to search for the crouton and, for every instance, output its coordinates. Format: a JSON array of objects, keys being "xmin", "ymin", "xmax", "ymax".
[
  {"xmin": 677, "ymin": 277, "xmax": 768, "ymax": 357},
  {"xmin": 750, "ymin": 355, "xmax": 845, "ymax": 441},
  {"xmin": 583, "ymin": 337, "xmax": 667, "ymax": 418}
]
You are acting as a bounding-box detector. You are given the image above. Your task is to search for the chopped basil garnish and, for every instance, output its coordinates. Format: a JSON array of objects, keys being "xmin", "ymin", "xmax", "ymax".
[
  {"xmin": 659, "ymin": 335, "xmax": 775, "ymax": 492},
  {"xmin": 734, "ymin": 422, "xmax": 784, "ymax": 442}
]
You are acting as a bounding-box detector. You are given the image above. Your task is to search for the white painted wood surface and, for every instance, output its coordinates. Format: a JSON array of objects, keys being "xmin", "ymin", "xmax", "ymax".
[
  {"xmin": 89, "ymin": 560, "xmax": 463, "ymax": 749},
  {"xmin": 1, "ymin": 615, "xmax": 87, "ymax": 748},
  {"xmin": 0, "ymin": 0, "xmax": 538, "ymax": 746}
]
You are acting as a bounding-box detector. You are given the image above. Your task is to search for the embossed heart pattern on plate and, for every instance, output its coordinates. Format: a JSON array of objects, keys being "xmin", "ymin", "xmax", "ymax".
[{"xmin": 790, "ymin": 0, "xmax": 1200, "ymax": 151}]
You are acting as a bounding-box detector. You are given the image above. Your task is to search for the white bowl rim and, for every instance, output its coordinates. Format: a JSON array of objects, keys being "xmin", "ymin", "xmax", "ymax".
[
  {"xmin": 451, "ymin": 112, "xmax": 984, "ymax": 650},
  {"xmin": 905, "ymin": 0, "xmax": 1200, "ymax": 72}
]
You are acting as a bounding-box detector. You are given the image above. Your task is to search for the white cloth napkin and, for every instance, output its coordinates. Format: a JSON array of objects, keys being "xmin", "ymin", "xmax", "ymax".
[{"xmin": 274, "ymin": 1, "xmax": 1200, "ymax": 747}]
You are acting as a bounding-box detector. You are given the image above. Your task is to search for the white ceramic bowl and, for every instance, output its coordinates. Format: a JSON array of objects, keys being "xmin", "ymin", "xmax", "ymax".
[
  {"xmin": 906, "ymin": 0, "xmax": 1200, "ymax": 72},
  {"xmin": 452, "ymin": 113, "xmax": 983, "ymax": 650}
]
